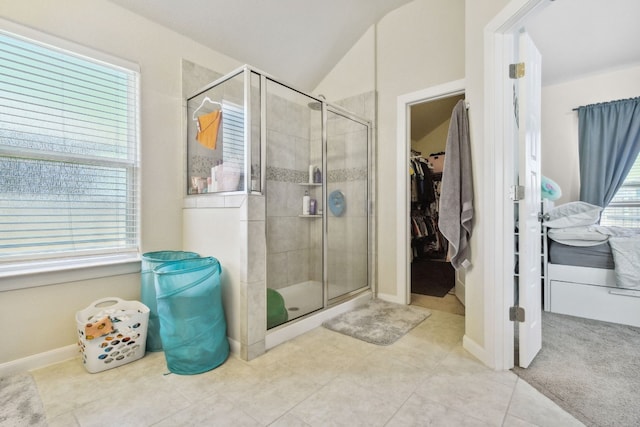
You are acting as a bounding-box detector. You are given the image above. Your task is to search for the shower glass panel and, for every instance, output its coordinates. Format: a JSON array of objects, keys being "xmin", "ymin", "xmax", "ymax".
[
  {"xmin": 265, "ymin": 79, "xmax": 323, "ymax": 328},
  {"xmin": 249, "ymin": 71, "xmax": 262, "ymax": 193},
  {"xmin": 186, "ymin": 72, "xmax": 246, "ymax": 195},
  {"xmin": 326, "ymin": 108, "xmax": 369, "ymax": 301}
]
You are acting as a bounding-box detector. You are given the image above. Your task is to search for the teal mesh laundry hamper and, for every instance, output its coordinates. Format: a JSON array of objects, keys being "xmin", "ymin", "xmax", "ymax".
[
  {"xmin": 154, "ymin": 257, "xmax": 229, "ymax": 375},
  {"xmin": 141, "ymin": 250, "xmax": 200, "ymax": 351}
]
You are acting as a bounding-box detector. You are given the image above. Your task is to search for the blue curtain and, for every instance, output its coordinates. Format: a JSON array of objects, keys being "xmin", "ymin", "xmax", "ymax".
[{"xmin": 578, "ymin": 97, "xmax": 640, "ymax": 207}]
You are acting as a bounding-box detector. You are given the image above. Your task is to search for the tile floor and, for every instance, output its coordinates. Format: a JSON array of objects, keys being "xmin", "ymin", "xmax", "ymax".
[
  {"xmin": 410, "ymin": 292, "xmax": 466, "ymax": 316},
  {"xmin": 32, "ymin": 304, "xmax": 583, "ymax": 426}
]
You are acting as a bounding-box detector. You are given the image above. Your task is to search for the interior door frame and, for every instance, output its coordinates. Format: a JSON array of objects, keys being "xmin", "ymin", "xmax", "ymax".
[
  {"xmin": 396, "ymin": 79, "xmax": 465, "ymax": 305},
  {"xmin": 484, "ymin": 0, "xmax": 549, "ymax": 370}
]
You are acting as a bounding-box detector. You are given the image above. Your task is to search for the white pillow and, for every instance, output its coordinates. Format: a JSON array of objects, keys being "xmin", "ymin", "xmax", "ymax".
[
  {"xmin": 544, "ymin": 201, "xmax": 602, "ymax": 228},
  {"xmin": 547, "ymin": 226, "xmax": 609, "ymax": 247}
]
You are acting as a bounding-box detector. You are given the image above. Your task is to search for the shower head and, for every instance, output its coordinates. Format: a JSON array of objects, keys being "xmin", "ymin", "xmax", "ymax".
[{"xmin": 308, "ymin": 94, "xmax": 326, "ymax": 110}]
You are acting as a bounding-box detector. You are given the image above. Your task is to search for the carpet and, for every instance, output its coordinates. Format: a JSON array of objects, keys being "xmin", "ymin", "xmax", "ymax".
[
  {"xmin": 0, "ymin": 372, "xmax": 47, "ymax": 426},
  {"xmin": 411, "ymin": 259, "xmax": 455, "ymax": 297},
  {"xmin": 322, "ymin": 299, "xmax": 430, "ymax": 345},
  {"xmin": 512, "ymin": 312, "xmax": 640, "ymax": 427}
]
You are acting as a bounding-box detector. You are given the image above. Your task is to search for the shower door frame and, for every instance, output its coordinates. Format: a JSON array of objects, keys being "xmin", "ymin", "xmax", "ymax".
[
  {"xmin": 322, "ymin": 103, "xmax": 374, "ymax": 308},
  {"xmin": 260, "ymin": 73, "xmax": 374, "ymax": 323},
  {"xmin": 255, "ymin": 71, "xmax": 375, "ymax": 305}
]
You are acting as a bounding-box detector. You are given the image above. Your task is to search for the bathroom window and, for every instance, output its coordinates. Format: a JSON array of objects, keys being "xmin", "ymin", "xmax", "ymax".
[
  {"xmin": 221, "ymin": 101, "xmax": 245, "ymax": 186},
  {"xmin": 0, "ymin": 27, "xmax": 140, "ymax": 269}
]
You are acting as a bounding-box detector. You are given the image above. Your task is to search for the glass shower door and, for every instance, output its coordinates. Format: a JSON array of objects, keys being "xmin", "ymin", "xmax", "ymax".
[
  {"xmin": 325, "ymin": 108, "xmax": 370, "ymax": 301},
  {"xmin": 264, "ymin": 79, "xmax": 324, "ymax": 328}
]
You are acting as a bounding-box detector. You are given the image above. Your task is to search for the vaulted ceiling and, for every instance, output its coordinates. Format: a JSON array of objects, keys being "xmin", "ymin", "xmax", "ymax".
[
  {"xmin": 109, "ymin": 0, "xmax": 413, "ymax": 91},
  {"xmin": 109, "ymin": 0, "xmax": 640, "ymax": 92},
  {"xmin": 110, "ymin": 0, "xmax": 640, "ymax": 140}
]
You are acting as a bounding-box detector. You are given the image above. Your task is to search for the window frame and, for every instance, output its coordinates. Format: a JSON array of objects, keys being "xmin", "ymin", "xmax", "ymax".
[
  {"xmin": 600, "ymin": 155, "xmax": 640, "ymax": 228},
  {"xmin": 0, "ymin": 19, "xmax": 141, "ymax": 290}
]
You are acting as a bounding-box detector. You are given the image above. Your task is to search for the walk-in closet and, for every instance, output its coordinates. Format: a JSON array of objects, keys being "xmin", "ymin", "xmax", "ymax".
[{"xmin": 409, "ymin": 94, "xmax": 465, "ymax": 304}]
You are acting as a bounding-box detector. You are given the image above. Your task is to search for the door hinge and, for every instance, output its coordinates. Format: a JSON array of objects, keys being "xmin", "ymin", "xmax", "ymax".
[
  {"xmin": 510, "ymin": 306, "xmax": 525, "ymax": 322},
  {"xmin": 509, "ymin": 62, "xmax": 525, "ymax": 79},
  {"xmin": 509, "ymin": 185, "xmax": 525, "ymax": 201}
]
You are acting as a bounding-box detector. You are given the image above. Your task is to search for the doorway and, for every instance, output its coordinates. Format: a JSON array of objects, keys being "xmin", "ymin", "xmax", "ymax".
[
  {"xmin": 409, "ymin": 95, "xmax": 465, "ymax": 314},
  {"xmin": 484, "ymin": 0, "xmax": 549, "ymax": 370},
  {"xmin": 395, "ymin": 79, "xmax": 465, "ymax": 308}
]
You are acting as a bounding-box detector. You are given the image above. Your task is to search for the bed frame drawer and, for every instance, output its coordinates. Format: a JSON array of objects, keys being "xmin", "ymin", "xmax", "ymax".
[
  {"xmin": 550, "ymin": 280, "xmax": 640, "ymax": 327},
  {"xmin": 547, "ymin": 263, "xmax": 616, "ymax": 286}
]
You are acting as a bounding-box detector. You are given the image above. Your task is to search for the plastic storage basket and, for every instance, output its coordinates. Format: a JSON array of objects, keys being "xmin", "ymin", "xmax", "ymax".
[
  {"xmin": 76, "ymin": 297, "xmax": 150, "ymax": 374},
  {"xmin": 141, "ymin": 250, "xmax": 200, "ymax": 352}
]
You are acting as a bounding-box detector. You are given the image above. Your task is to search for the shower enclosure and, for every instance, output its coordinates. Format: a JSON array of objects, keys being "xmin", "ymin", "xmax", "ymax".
[
  {"xmin": 185, "ymin": 65, "xmax": 372, "ymax": 359},
  {"xmin": 262, "ymin": 79, "xmax": 371, "ymax": 327}
]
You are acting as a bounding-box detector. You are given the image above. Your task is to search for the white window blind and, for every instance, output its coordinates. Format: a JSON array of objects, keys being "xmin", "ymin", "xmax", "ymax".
[
  {"xmin": 601, "ymin": 156, "xmax": 640, "ymax": 228},
  {"xmin": 0, "ymin": 30, "xmax": 140, "ymax": 263},
  {"xmin": 222, "ymin": 100, "xmax": 245, "ymax": 189}
]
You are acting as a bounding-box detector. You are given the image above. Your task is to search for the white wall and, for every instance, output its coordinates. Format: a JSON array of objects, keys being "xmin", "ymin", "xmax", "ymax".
[
  {"xmin": 0, "ymin": 0, "xmax": 241, "ymax": 366},
  {"xmin": 462, "ymin": 0, "xmax": 512, "ymax": 356},
  {"xmin": 314, "ymin": 27, "xmax": 376, "ymax": 101},
  {"xmin": 375, "ymin": 0, "xmax": 466, "ymax": 298},
  {"xmin": 541, "ymin": 64, "xmax": 640, "ymax": 204},
  {"xmin": 183, "ymin": 206, "xmax": 243, "ymax": 343}
]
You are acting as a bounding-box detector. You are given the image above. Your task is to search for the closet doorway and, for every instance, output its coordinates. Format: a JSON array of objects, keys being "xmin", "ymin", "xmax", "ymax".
[{"xmin": 408, "ymin": 93, "xmax": 465, "ymax": 314}]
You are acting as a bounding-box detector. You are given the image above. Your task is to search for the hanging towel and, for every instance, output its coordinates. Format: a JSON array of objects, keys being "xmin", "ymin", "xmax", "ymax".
[
  {"xmin": 438, "ymin": 100, "xmax": 474, "ymax": 270},
  {"xmin": 196, "ymin": 110, "xmax": 222, "ymax": 150}
]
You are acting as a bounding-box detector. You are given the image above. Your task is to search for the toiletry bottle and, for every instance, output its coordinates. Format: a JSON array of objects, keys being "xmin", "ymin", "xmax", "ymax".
[
  {"xmin": 309, "ymin": 198, "xmax": 317, "ymax": 215},
  {"xmin": 314, "ymin": 167, "xmax": 321, "ymax": 184},
  {"xmin": 309, "ymin": 165, "xmax": 315, "ymax": 183},
  {"xmin": 303, "ymin": 190, "xmax": 310, "ymax": 215}
]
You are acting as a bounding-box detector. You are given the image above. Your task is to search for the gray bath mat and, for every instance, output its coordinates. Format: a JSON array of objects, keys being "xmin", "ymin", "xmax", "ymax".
[
  {"xmin": 322, "ymin": 299, "xmax": 430, "ymax": 345},
  {"xmin": 0, "ymin": 372, "xmax": 47, "ymax": 426}
]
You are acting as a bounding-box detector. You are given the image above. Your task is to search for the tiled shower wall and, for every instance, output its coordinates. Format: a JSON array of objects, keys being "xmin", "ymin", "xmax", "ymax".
[
  {"xmin": 266, "ymin": 90, "xmax": 375, "ymax": 295},
  {"xmin": 265, "ymin": 86, "xmax": 321, "ymax": 290}
]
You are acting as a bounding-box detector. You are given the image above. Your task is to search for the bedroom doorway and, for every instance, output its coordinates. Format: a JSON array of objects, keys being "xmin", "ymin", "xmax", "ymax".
[
  {"xmin": 484, "ymin": 0, "xmax": 550, "ymax": 370},
  {"xmin": 395, "ymin": 79, "xmax": 465, "ymax": 309}
]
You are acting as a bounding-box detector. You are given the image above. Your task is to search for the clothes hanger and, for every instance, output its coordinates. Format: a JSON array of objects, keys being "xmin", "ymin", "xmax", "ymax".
[{"xmin": 192, "ymin": 96, "xmax": 222, "ymax": 120}]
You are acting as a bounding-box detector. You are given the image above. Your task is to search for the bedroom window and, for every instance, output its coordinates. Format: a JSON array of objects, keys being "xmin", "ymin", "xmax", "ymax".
[
  {"xmin": 600, "ymin": 156, "xmax": 640, "ymax": 228},
  {"xmin": 0, "ymin": 28, "xmax": 140, "ymax": 267}
]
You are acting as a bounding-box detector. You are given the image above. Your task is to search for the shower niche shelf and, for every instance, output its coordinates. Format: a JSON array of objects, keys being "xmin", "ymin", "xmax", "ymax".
[
  {"xmin": 298, "ymin": 183, "xmax": 322, "ymax": 186},
  {"xmin": 298, "ymin": 214, "xmax": 322, "ymax": 218}
]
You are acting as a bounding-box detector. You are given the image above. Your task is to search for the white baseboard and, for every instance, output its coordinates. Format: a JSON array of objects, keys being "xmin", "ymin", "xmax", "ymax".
[
  {"xmin": 376, "ymin": 292, "xmax": 405, "ymax": 305},
  {"xmin": 462, "ymin": 334, "xmax": 491, "ymax": 368},
  {"xmin": 1, "ymin": 337, "xmax": 242, "ymax": 378},
  {"xmin": 228, "ymin": 337, "xmax": 240, "ymax": 355},
  {"xmin": 0, "ymin": 345, "xmax": 78, "ymax": 377}
]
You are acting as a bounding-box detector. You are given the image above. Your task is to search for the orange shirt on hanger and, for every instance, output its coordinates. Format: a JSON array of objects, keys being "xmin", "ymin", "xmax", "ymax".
[{"xmin": 196, "ymin": 110, "xmax": 222, "ymax": 150}]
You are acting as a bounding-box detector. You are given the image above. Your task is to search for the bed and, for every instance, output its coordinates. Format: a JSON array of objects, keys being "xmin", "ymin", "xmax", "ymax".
[{"xmin": 543, "ymin": 201, "xmax": 640, "ymax": 327}]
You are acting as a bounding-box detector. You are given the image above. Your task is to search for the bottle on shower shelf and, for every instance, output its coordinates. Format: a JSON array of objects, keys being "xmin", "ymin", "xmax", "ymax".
[
  {"xmin": 302, "ymin": 190, "xmax": 310, "ymax": 215},
  {"xmin": 308, "ymin": 165, "xmax": 315, "ymax": 183},
  {"xmin": 314, "ymin": 167, "xmax": 322, "ymax": 184}
]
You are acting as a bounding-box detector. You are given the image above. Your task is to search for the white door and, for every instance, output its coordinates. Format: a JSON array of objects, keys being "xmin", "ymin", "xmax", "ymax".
[{"xmin": 516, "ymin": 30, "xmax": 542, "ymax": 368}]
